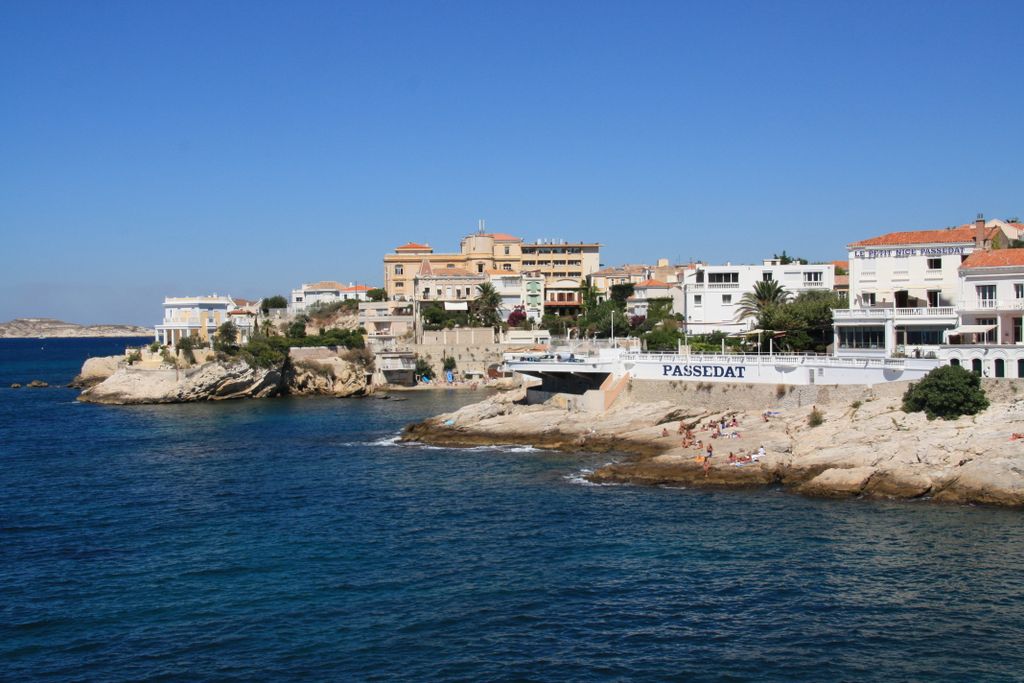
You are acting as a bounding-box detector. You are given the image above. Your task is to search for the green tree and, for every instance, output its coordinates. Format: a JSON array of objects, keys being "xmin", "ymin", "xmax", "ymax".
[
  {"xmin": 644, "ymin": 324, "xmax": 683, "ymax": 351},
  {"xmin": 261, "ymin": 295, "xmax": 288, "ymax": 313},
  {"xmin": 736, "ymin": 280, "xmax": 791, "ymax": 322},
  {"xmin": 578, "ymin": 280, "xmax": 601, "ymax": 317},
  {"xmin": 646, "ymin": 298, "xmax": 674, "ymax": 324},
  {"xmin": 366, "ymin": 288, "xmax": 387, "ymax": 302},
  {"xmin": 902, "ymin": 365, "xmax": 989, "ymax": 420},
  {"xmin": 473, "ymin": 282, "xmax": 502, "ymax": 327},
  {"xmin": 214, "ymin": 321, "xmax": 239, "ymax": 351},
  {"xmin": 414, "ymin": 357, "xmax": 434, "ymax": 380},
  {"xmin": 288, "ymin": 315, "xmax": 309, "ymax": 338},
  {"xmin": 175, "ymin": 334, "xmax": 201, "ymax": 364},
  {"xmin": 756, "ymin": 290, "xmax": 843, "ymax": 353},
  {"xmin": 610, "ymin": 283, "xmax": 635, "ymax": 305},
  {"xmin": 442, "ymin": 356, "xmax": 457, "ymax": 371}
]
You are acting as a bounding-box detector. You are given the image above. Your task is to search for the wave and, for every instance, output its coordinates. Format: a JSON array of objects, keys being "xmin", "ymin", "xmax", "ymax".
[{"xmin": 563, "ymin": 469, "xmax": 622, "ymax": 487}]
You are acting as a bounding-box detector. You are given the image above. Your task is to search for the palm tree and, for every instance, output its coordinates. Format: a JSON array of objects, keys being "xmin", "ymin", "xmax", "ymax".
[
  {"xmin": 735, "ymin": 280, "xmax": 790, "ymax": 321},
  {"xmin": 474, "ymin": 282, "xmax": 503, "ymax": 327}
]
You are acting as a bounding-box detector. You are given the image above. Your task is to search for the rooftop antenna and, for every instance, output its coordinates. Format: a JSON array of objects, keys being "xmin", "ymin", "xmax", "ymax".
[{"xmin": 478, "ymin": 219, "xmax": 485, "ymax": 234}]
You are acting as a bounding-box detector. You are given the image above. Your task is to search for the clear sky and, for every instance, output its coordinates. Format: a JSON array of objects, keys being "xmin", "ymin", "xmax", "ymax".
[{"xmin": 2, "ymin": 1, "xmax": 1022, "ymax": 325}]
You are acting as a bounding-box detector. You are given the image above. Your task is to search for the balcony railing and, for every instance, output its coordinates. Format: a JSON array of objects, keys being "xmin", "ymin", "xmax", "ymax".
[
  {"xmin": 832, "ymin": 307, "xmax": 956, "ymax": 321},
  {"xmin": 960, "ymin": 299, "xmax": 1024, "ymax": 311},
  {"xmin": 706, "ymin": 282, "xmax": 740, "ymax": 290}
]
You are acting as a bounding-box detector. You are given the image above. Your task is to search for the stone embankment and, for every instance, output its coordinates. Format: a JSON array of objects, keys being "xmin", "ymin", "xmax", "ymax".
[
  {"xmin": 403, "ymin": 380, "xmax": 1024, "ymax": 507},
  {"xmin": 76, "ymin": 352, "xmax": 369, "ymax": 404}
]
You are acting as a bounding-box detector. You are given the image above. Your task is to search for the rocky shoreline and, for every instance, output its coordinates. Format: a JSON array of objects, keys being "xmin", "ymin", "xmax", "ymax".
[
  {"xmin": 402, "ymin": 381, "xmax": 1024, "ymax": 508},
  {"xmin": 0, "ymin": 318, "xmax": 152, "ymax": 338},
  {"xmin": 75, "ymin": 353, "xmax": 371, "ymax": 404}
]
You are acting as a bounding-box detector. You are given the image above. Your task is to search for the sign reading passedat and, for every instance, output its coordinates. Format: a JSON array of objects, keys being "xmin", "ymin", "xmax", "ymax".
[
  {"xmin": 662, "ymin": 364, "xmax": 747, "ymax": 379},
  {"xmin": 853, "ymin": 246, "xmax": 968, "ymax": 259}
]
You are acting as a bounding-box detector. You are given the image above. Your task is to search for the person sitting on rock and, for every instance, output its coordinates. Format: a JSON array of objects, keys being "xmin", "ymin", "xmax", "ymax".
[{"xmin": 662, "ymin": 427, "xmax": 669, "ymax": 437}]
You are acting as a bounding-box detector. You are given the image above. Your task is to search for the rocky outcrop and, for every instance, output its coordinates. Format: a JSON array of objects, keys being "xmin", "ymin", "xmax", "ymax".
[
  {"xmin": 70, "ymin": 355, "xmax": 122, "ymax": 388},
  {"xmin": 0, "ymin": 318, "xmax": 151, "ymax": 338},
  {"xmin": 27, "ymin": 380, "xmax": 49, "ymax": 388},
  {"xmin": 403, "ymin": 382, "xmax": 1024, "ymax": 508},
  {"xmin": 78, "ymin": 360, "xmax": 284, "ymax": 404},
  {"xmin": 76, "ymin": 350, "xmax": 370, "ymax": 404},
  {"xmin": 287, "ymin": 358, "xmax": 368, "ymax": 397}
]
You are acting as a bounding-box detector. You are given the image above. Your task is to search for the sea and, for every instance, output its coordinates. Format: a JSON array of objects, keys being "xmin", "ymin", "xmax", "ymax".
[{"xmin": 2, "ymin": 337, "xmax": 1023, "ymax": 682}]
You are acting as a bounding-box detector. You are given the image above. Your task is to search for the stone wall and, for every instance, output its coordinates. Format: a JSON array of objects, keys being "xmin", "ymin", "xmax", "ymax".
[{"xmin": 623, "ymin": 376, "xmax": 1024, "ymax": 412}]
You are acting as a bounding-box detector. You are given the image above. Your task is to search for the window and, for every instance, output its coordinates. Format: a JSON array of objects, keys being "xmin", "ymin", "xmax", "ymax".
[
  {"xmin": 423, "ymin": 287, "xmax": 430, "ymax": 297},
  {"xmin": 395, "ymin": 281, "xmax": 404, "ymax": 288},
  {"xmin": 708, "ymin": 272, "xmax": 739, "ymax": 283},
  {"xmin": 503, "ymin": 263, "xmax": 512, "ymax": 271},
  {"xmin": 1015, "ymin": 283, "xmax": 1024, "ymax": 299},
  {"xmin": 763, "ymin": 272, "xmax": 774, "ymax": 282},
  {"xmin": 838, "ymin": 326, "xmax": 885, "ymax": 349},
  {"xmin": 504, "ymin": 245, "xmax": 510, "ymax": 255},
  {"xmin": 803, "ymin": 271, "xmax": 823, "ymax": 283},
  {"xmin": 927, "ymin": 257, "xmax": 942, "ymax": 270},
  {"xmin": 694, "ymin": 295, "xmax": 703, "ymax": 306},
  {"xmin": 977, "ymin": 318, "xmax": 997, "ymax": 343},
  {"xmin": 927, "ymin": 290, "xmax": 940, "ymax": 307},
  {"xmin": 722, "ymin": 294, "xmax": 732, "ymax": 304},
  {"xmin": 477, "ymin": 263, "xmax": 484, "ymax": 273},
  {"xmin": 394, "ymin": 264, "xmax": 404, "ymax": 275},
  {"xmin": 977, "ymin": 285, "xmax": 996, "ymax": 308},
  {"xmin": 862, "ymin": 292, "xmax": 876, "ymax": 306}
]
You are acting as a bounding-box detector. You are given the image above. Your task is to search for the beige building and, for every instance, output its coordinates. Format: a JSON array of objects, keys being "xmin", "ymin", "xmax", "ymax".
[{"xmin": 383, "ymin": 231, "xmax": 601, "ymax": 301}]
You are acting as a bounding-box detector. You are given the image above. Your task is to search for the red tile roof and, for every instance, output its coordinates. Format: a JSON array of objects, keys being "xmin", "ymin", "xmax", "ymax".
[
  {"xmin": 396, "ymin": 242, "xmax": 432, "ymax": 251},
  {"xmin": 849, "ymin": 224, "xmax": 994, "ymax": 247},
  {"xmin": 635, "ymin": 279, "xmax": 669, "ymax": 288},
  {"xmin": 483, "ymin": 232, "xmax": 522, "ymax": 242},
  {"xmin": 960, "ymin": 249, "xmax": 1024, "ymax": 269},
  {"xmin": 342, "ymin": 284, "xmax": 372, "ymax": 292},
  {"xmin": 305, "ymin": 281, "xmax": 345, "ymax": 291},
  {"xmin": 831, "ymin": 260, "xmax": 849, "ymax": 270}
]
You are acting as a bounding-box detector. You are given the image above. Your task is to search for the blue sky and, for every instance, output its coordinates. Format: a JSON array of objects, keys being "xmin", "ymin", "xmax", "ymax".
[{"xmin": 2, "ymin": 0, "xmax": 1022, "ymax": 325}]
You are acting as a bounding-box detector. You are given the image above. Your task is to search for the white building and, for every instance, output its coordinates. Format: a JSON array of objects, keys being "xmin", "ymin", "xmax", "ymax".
[
  {"xmin": 156, "ymin": 295, "xmax": 256, "ymax": 347},
  {"xmin": 626, "ymin": 279, "xmax": 673, "ymax": 318},
  {"xmin": 486, "ymin": 269, "xmax": 527, "ymax": 320},
  {"xmin": 678, "ymin": 259, "xmax": 835, "ymax": 335},
  {"xmin": 290, "ymin": 281, "xmax": 373, "ymax": 312},
  {"xmin": 831, "ymin": 217, "xmax": 1021, "ymax": 356},
  {"xmin": 358, "ymin": 300, "xmax": 416, "ymax": 351}
]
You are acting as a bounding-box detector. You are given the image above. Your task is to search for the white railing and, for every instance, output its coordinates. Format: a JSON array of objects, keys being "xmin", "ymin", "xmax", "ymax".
[
  {"xmin": 706, "ymin": 282, "xmax": 740, "ymax": 289},
  {"xmin": 622, "ymin": 352, "xmax": 907, "ymax": 369},
  {"xmin": 832, "ymin": 307, "xmax": 956, "ymax": 320},
  {"xmin": 801, "ymin": 281, "xmax": 827, "ymax": 288},
  {"xmin": 959, "ymin": 299, "xmax": 1024, "ymax": 311}
]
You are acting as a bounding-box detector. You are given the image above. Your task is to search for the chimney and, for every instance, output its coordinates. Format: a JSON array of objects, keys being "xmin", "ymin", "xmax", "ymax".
[{"xmin": 976, "ymin": 213, "xmax": 987, "ymax": 248}]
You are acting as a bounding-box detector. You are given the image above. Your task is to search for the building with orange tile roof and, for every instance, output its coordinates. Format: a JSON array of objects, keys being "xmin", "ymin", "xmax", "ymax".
[{"xmin": 289, "ymin": 279, "xmax": 377, "ymax": 312}]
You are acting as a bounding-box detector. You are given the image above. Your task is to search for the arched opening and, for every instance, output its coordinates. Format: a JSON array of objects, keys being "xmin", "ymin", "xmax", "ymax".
[
  {"xmin": 972, "ymin": 358, "xmax": 983, "ymax": 376},
  {"xmin": 950, "ymin": 358, "xmax": 960, "ymax": 367},
  {"xmin": 995, "ymin": 359, "xmax": 1005, "ymax": 378}
]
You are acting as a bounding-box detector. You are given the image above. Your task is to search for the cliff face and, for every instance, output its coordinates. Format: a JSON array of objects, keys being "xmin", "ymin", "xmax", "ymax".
[
  {"xmin": 0, "ymin": 318, "xmax": 152, "ymax": 338},
  {"xmin": 78, "ymin": 360, "xmax": 285, "ymax": 404},
  {"xmin": 403, "ymin": 381, "xmax": 1024, "ymax": 508},
  {"xmin": 76, "ymin": 353, "xmax": 369, "ymax": 404}
]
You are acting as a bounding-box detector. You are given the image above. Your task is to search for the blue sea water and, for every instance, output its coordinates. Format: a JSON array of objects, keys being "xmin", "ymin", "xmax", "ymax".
[{"xmin": 2, "ymin": 338, "xmax": 1023, "ymax": 681}]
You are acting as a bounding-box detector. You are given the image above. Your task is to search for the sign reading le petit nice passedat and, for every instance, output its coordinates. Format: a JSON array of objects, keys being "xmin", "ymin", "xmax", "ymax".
[
  {"xmin": 853, "ymin": 246, "xmax": 967, "ymax": 259},
  {"xmin": 662, "ymin": 364, "xmax": 747, "ymax": 379}
]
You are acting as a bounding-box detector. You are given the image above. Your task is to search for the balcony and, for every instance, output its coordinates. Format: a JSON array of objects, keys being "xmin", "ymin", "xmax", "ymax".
[
  {"xmin": 833, "ymin": 307, "xmax": 957, "ymax": 323},
  {"xmin": 959, "ymin": 299, "xmax": 1024, "ymax": 312},
  {"xmin": 706, "ymin": 282, "xmax": 739, "ymax": 290},
  {"xmin": 800, "ymin": 281, "xmax": 827, "ymax": 288}
]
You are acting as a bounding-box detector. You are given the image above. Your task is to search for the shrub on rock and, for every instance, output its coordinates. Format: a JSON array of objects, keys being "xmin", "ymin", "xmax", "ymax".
[{"xmin": 902, "ymin": 364, "xmax": 989, "ymax": 420}]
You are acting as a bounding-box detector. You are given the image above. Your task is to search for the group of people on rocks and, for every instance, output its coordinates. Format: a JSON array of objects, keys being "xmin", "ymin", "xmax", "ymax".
[{"xmin": 660, "ymin": 412, "xmax": 767, "ymax": 475}]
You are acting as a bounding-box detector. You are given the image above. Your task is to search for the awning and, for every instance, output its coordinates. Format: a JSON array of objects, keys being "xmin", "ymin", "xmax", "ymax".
[
  {"xmin": 949, "ymin": 324, "xmax": 996, "ymax": 335},
  {"xmin": 444, "ymin": 301, "xmax": 468, "ymax": 311}
]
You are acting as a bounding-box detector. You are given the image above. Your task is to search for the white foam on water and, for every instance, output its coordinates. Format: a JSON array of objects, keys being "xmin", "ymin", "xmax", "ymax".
[{"xmin": 563, "ymin": 469, "xmax": 621, "ymax": 487}]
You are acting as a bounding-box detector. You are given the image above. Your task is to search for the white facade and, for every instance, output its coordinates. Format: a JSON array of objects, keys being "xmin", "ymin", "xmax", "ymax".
[
  {"xmin": 290, "ymin": 281, "xmax": 372, "ymax": 312},
  {"xmin": 486, "ymin": 271, "xmax": 526, "ymax": 319},
  {"xmin": 679, "ymin": 260, "xmax": 835, "ymax": 335},
  {"xmin": 156, "ymin": 295, "xmax": 238, "ymax": 347},
  {"xmin": 626, "ymin": 280, "xmax": 673, "ymax": 318}
]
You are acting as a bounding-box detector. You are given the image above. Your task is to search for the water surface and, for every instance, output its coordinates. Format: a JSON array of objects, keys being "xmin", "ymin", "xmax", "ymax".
[{"xmin": 1, "ymin": 339, "xmax": 1022, "ymax": 681}]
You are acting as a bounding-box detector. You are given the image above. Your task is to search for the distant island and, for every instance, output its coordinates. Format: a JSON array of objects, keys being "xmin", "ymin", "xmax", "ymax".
[{"xmin": 0, "ymin": 318, "xmax": 152, "ymax": 338}]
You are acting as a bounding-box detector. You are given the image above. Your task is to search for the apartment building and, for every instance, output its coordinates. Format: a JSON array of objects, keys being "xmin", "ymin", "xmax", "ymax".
[
  {"xmin": 289, "ymin": 281, "xmax": 373, "ymax": 312},
  {"xmin": 832, "ymin": 217, "xmax": 1021, "ymax": 356},
  {"xmin": 413, "ymin": 260, "xmax": 486, "ymax": 305},
  {"xmin": 383, "ymin": 231, "xmax": 602, "ymax": 302},
  {"xmin": 678, "ymin": 259, "xmax": 835, "ymax": 335},
  {"xmin": 156, "ymin": 295, "xmax": 256, "ymax": 347}
]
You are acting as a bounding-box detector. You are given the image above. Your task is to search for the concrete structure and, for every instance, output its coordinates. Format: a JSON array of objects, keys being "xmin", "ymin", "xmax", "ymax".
[
  {"xmin": 358, "ymin": 301, "xmax": 415, "ymax": 351},
  {"xmin": 156, "ymin": 295, "xmax": 251, "ymax": 347},
  {"xmin": 290, "ymin": 281, "xmax": 373, "ymax": 312},
  {"xmin": 677, "ymin": 259, "xmax": 835, "ymax": 335}
]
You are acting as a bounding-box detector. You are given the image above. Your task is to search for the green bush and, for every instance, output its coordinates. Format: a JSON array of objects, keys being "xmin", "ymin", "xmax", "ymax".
[
  {"xmin": 415, "ymin": 357, "xmax": 434, "ymax": 380},
  {"xmin": 442, "ymin": 356, "xmax": 457, "ymax": 371},
  {"xmin": 807, "ymin": 406, "xmax": 824, "ymax": 427},
  {"xmin": 148, "ymin": 341, "xmax": 161, "ymax": 353},
  {"xmin": 902, "ymin": 364, "xmax": 989, "ymax": 420},
  {"xmin": 126, "ymin": 350, "xmax": 142, "ymax": 365}
]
